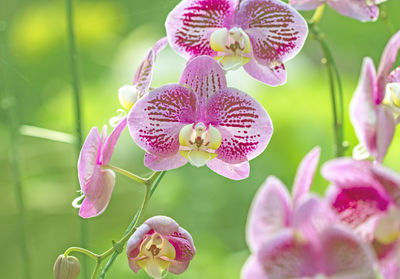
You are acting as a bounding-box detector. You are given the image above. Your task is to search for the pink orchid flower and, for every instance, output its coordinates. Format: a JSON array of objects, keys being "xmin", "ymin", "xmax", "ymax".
[
  {"xmin": 74, "ymin": 118, "xmax": 127, "ymax": 218},
  {"xmin": 118, "ymin": 37, "xmax": 168, "ymax": 111},
  {"xmin": 322, "ymin": 158, "xmax": 400, "ymax": 278},
  {"xmin": 290, "ymin": 0, "xmax": 388, "ymax": 22},
  {"xmin": 350, "ymin": 31, "xmax": 400, "ymax": 162},
  {"xmin": 127, "ymin": 216, "xmax": 195, "ymax": 279},
  {"xmin": 166, "ymin": 0, "xmax": 308, "ymax": 86},
  {"xmin": 243, "ymin": 147, "xmax": 376, "ymax": 279},
  {"xmin": 127, "ymin": 55, "xmax": 273, "ymax": 180}
]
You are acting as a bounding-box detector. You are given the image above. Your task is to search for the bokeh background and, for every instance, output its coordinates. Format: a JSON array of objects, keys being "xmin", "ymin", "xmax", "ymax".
[{"xmin": 1, "ymin": 0, "xmax": 400, "ymax": 278}]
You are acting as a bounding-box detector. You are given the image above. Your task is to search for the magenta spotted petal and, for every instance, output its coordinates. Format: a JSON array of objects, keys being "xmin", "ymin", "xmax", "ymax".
[
  {"xmin": 126, "ymin": 216, "xmax": 195, "ymax": 277},
  {"xmin": 290, "ymin": 0, "xmax": 385, "ymax": 22},
  {"xmin": 77, "ymin": 118, "xmax": 127, "ymax": 218},
  {"xmin": 128, "ymin": 56, "xmax": 272, "ymax": 179},
  {"xmin": 166, "ymin": 0, "xmax": 307, "ymax": 86}
]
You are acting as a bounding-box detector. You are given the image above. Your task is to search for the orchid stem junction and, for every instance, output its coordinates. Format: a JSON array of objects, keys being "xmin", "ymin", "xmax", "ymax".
[
  {"xmin": 308, "ymin": 5, "xmax": 346, "ymax": 157},
  {"xmin": 63, "ymin": 169, "xmax": 166, "ymax": 279}
]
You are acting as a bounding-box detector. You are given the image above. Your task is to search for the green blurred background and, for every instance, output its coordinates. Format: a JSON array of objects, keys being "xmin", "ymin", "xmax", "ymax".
[{"xmin": 1, "ymin": 0, "xmax": 400, "ymax": 278}]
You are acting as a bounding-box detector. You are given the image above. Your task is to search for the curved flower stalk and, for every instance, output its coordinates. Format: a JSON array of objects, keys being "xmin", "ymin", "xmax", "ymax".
[
  {"xmin": 322, "ymin": 158, "xmax": 400, "ymax": 278},
  {"xmin": 74, "ymin": 118, "xmax": 127, "ymax": 218},
  {"xmin": 118, "ymin": 37, "xmax": 169, "ymax": 111},
  {"xmin": 166, "ymin": 0, "xmax": 308, "ymax": 86},
  {"xmin": 242, "ymin": 147, "xmax": 376, "ymax": 279},
  {"xmin": 127, "ymin": 216, "xmax": 195, "ymax": 279},
  {"xmin": 128, "ymin": 55, "xmax": 273, "ymax": 180},
  {"xmin": 290, "ymin": 0, "xmax": 388, "ymax": 22},
  {"xmin": 350, "ymin": 30, "xmax": 400, "ymax": 162}
]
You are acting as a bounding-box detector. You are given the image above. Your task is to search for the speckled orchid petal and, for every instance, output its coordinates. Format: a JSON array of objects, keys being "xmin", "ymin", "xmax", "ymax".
[
  {"xmin": 292, "ymin": 147, "xmax": 321, "ymax": 206},
  {"xmin": 241, "ymin": 256, "xmax": 268, "ymax": 279},
  {"xmin": 127, "ymin": 216, "xmax": 195, "ymax": 277},
  {"xmin": 243, "ymin": 57, "xmax": 287, "ymax": 86},
  {"xmin": 326, "ymin": 0, "xmax": 380, "ymax": 22},
  {"xmin": 246, "ymin": 176, "xmax": 291, "ymax": 251},
  {"xmin": 166, "ymin": 0, "xmax": 236, "ymax": 59},
  {"xmin": 236, "ymin": 0, "xmax": 308, "ymax": 85},
  {"xmin": 321, "ymin": 227, "xmax": 376, "ymax": 279},
  {"xmin": 257, "ymin": 229, "xmax": 317, "ymax": 279},
  {"xmin": 289, "ymin": 0, "xmax": 325, "ymax": 10},
  {"xmin": 350, "ymin": 58, "xmax": 378, "ymax": 158},
  {"xmin": 144, "ymin": 152, "xmax": 188, "ymax": 171},
  {"xmin": 206, "ymin": 158, "xmax": 250, "ymax": 180},
  {"xmin": 127, "ymin": 84, "xmax": 197, "ymax": 159},
  {"xmin": 134, "ymin": 37, "xmax": 168, "ymax": 97},
  {"xmin": 377, "ymin": 30, "xmax": 400, "ymax": 102},
  {"xmin": 179, "ymin": 55, "xmax": 227, "ymax": 110},
  {"xmin": 376, "ymin": 106, "xmax": 396, "ymax": 162},
  {"xmin": 206, "ymin": 87, "xmax": 273, "ymax": 163}
]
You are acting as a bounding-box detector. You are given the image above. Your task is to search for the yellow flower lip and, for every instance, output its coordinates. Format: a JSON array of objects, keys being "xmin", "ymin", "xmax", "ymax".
[
  {"xmin": 375, "ymin": 207, "xmax": 400, "ymax": 245},
  {"xmin": 210, "ymin": 27, "xmax": 251, "ymax": 71},
  {"xmin": 179, "ymin": 123, "xmax": 222, "ymax": 167},
  {"xmin": 382, "ymin": 82, "xmax": 400, "ymax": 117}
]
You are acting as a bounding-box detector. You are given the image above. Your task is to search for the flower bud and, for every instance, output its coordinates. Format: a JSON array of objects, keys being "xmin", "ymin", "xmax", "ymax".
[{"xmin": 53, "ymin": 255, "xmax": 81, "ymax": 279}]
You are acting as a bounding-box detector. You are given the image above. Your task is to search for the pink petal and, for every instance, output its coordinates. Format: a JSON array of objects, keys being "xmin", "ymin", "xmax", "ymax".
[
  {"xmin": 327, "ymin": 0, "xmax": 379, "ymax": 22},
  {"xmin": 206, "ymin": 87, "xmax": 273, "ymax": 163},
  {"xmin": 167, "ymin": 227, "xmax": 196, "ymax": 262},
  {"xmin": 166, "ymin": 0, "xmax": 236, "ymax": 58},
  {"xmin": 289, "ymin": 0, "xmax": 325, "ymax": 10},
  {"xmin": 321, "ymin": 226, "xmax": 376, "ymax": 278},
  {"xmin": 292, "ymin": 146, "xmax": 321, "ymax": 206},
  {"xmin": 79, "ymin": 166, "xmax": 115, "ymax": 218},
  {"xmin": 133, "ymin": 37, "xmax": 168, "ymax": 96},
  {"xmin": 246, "ymin": 176, "xmax": 291, "ymax": 251},
  {"xmin": 258, "ymin": 229, "xmax": 318, "ymax": 279},
  {"xmin": 127, "ymin": 84, "xmax": 197, "ymax": 156},
  {"xmin": 168, "ymin": 261, "xmax": 190, "ymax": 275},
  {"xmin": 350, "ymin": 57, "xmax": 378, "ymax": 158},
  {"xmin": 78, "ymin": 127, "xmax": 102, "ymax": 189},
  {"xmin": 377, "ymin": 31, "xmax": 400, "ymax": 102},
  {"xmin": 243, "ymin": 57, "xmax": 287, "ymax": 86},
  {"xmin": 293, "ymin": 196, "xmax": 336, "ymax": 240},
  {"xmin": 206, "ymin": 158, "xmax": 250, "ymax": 180},
  {"xmin": 179, "ymin": 56, "xmax": 227, "ymax": 109},
  {"xmin": 236, "ymin": 0, "xmax": 308, "ymax": 65},
  {"xmin": 145, "ymin": 215, "xmax": 180, "ymax": 236},
  {"xmin": 379, "ymin": 249, "xmax": 400, "ymax": 279},
  {"xmin": 376, "ymin": 106, "xmax": 396, "ymax": 163},
  {"xmin": 241, "ymin": 256, "xmax": 268, "ymax": 279},
  {"xmin": 144, "ymin": 152, "xmax": 187, "ymax": 171},
  {"xmin": 372, "ymin": 164, "xmax": 400, "ymax": 204},
  {"xmin": 321, "ymin": 158, "xmax": 382, "ymax": 190},
  {"xmin": 102, "ymin": 118, "xmax": 127, "ymax": 165}
]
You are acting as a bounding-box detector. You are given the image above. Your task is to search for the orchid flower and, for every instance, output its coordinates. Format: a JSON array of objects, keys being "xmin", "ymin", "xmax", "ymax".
[
  {"xmin": 165, "ymin": 0, "xmax": 308, "ymax": 86},
  {"xmin": 73, "ymin": 118, "xmax": 127, "ymax": 218},
  {"xmin": 290, "ymin": 0, "xmax": 388, "ymax": 22},
  {"xmin": 322, "ymin": 158, "xmax": 400, "ymax": 278},
  {"xmin": 126, "ymin": 216, "xmax": 195, "ymax": 279},
  {"xmin": 350, "ymin": 31, "xmax": 400, "ymax": 162},
  {"xmin": 243, "ymin": 147, "xmax": 376, "ymax": 279},
  {"xmin": 127, "ymin": 55, "xmax": 273, "ymax": 180},
  {"xmin": 118, "ymin": 37, "xmax": 168, "ymax": 111}
]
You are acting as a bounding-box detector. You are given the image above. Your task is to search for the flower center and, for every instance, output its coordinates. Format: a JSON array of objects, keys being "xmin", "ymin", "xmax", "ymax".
[
  {"xmin": 136, "ymin": 233, "xmax": 176, "ymax": 279},
  {"xmin": 179, "ymin": 123, "xmax": 222, "ymax": 167},
  {"xmin": 382, "ymin": 82, "xmax": 400, "ymax": 116},
  {"xmin": 375, "ymin": 207, "xmax": 400, "ymax": 245},
  {"xmin": 210, "ymin": 27, "xmax": 251, "ymax": 71}
]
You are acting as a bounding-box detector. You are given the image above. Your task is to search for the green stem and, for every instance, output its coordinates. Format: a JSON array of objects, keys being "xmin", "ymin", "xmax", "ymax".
[
  {"xmin": 65, "ymin": 0, "xmax": 87, "ymax": 277},
  {"xmin": 19, "ymin": 125, "xmax": 75, "ymax": 144},
  {"xmin": 308, "ymin": 23, "xmax": 345, "ymax": 157},
  {"xmin": 91, "ymin": 262, "xmax": 101, "ymax": 279},
  {"xmin": 64, "ymin": 247, "xmax": 99, "ymax": 261},
  {"xmin": 380, "ymin": 4, "xmax": 395, "ymax": 36},
  {"xmin": 98, "ymin": 171, "xmax": 166, "ymax": 279},
  {"xmin": 102, "ymin": 165, "xmax": 148, "ymax": 185},
  {"xmin": 309, "ymin": 4, "xmax": 325, "ymax": 25},
  {"xmin": 1, "ymin": 23, "xmax": 30, "ymax": 279}
]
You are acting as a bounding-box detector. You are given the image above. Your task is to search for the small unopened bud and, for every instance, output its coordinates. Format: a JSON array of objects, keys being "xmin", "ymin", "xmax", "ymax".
[{"xmin": 53, "ymin": 255, "xmax": 81, "ymax": 279}]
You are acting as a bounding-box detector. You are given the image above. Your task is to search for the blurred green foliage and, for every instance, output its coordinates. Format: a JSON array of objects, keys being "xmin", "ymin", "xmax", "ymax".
[{"xmin": 1, "ymin": 0, "xmax": 400, "ymax": 278}]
